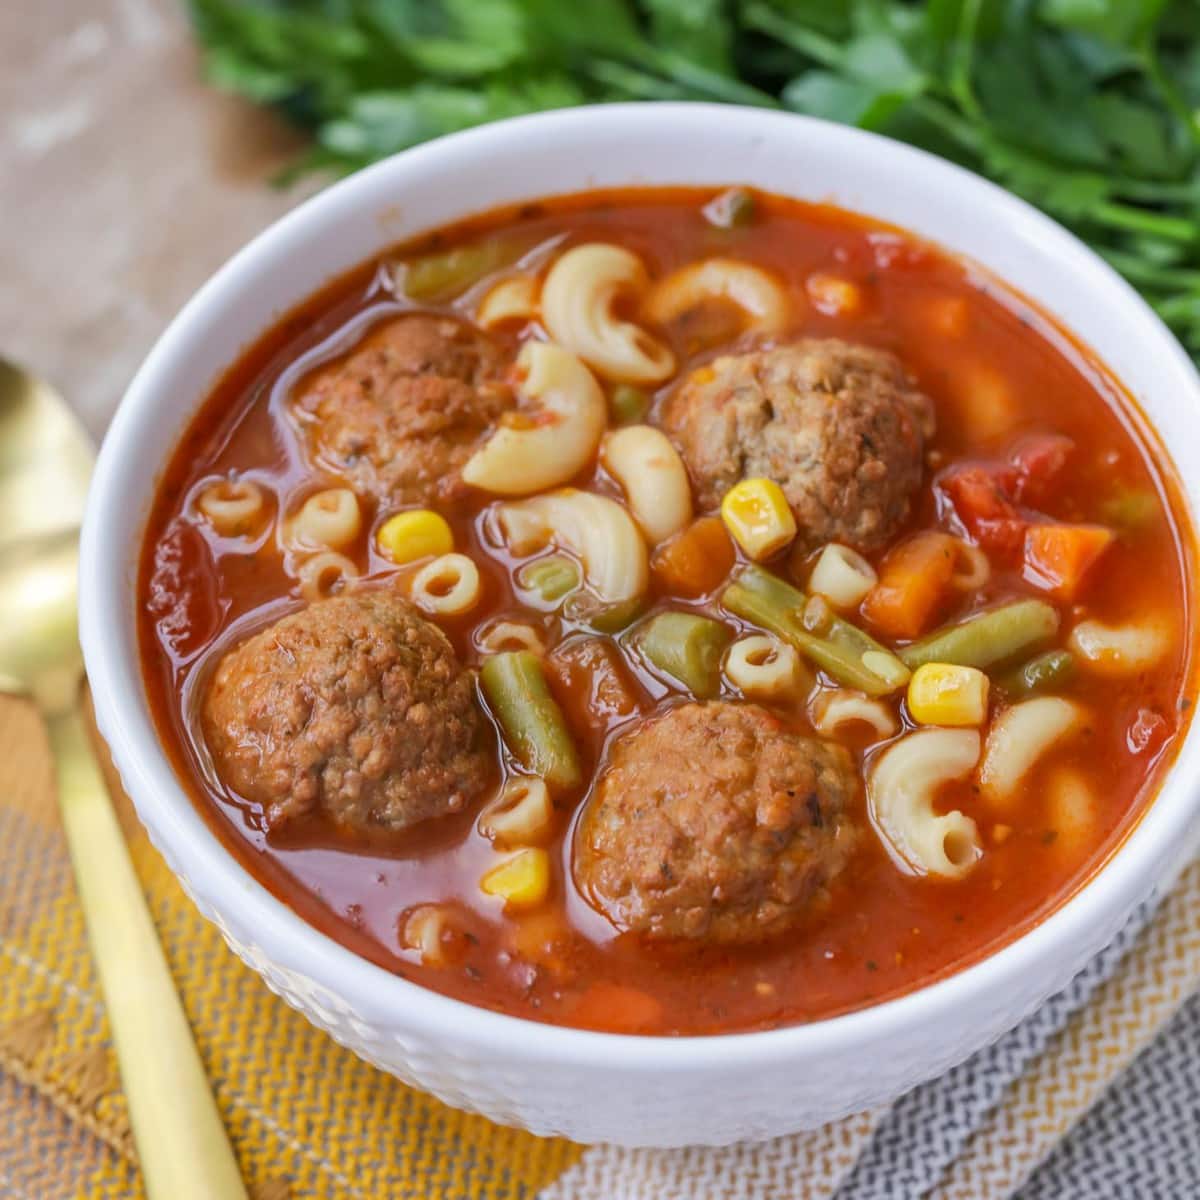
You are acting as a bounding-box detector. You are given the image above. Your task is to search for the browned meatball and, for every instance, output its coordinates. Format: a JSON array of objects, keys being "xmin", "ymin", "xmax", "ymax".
[
  {"xmin": 661, "ymin": 339, "xmax": 935, "ymax": 552},
  {"xmin": 574, "ymin": 702, "xmax": 857, "ymax": 944},
  {"xmin": 201, "ymin": 590, "xmax": 492, "ymax": 835},
  {"xmin": 290, "ymin": 314, "xmax": 513, "ymax": 506}
]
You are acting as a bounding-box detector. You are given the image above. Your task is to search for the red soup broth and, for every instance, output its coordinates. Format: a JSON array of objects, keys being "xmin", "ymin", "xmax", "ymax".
[{"xmin": 138, "ymin": 188, "xmax": 1195, "ymax": 1035}]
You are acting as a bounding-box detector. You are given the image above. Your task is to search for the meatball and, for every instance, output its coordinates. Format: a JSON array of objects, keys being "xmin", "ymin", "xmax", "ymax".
[
  {"xmin": 574, "ymin": 702, "xmax": 857, "ymax": 944},
  {"xmin": 661, "ymin": 339, "xmax": 935, "ymax": 551},
  {"xmin": 290, "ymin": 314, "xmax": 512, "ymax": 506},
  {"xmin": 201, "ymin": 590, "xmax": 492, "ymax": 835}
]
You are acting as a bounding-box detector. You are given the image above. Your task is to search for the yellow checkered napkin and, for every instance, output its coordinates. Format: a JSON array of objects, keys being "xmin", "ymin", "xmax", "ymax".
[{"xmin": 1, "ymin": 689, "xmax": 1197, "ymax": 1199}]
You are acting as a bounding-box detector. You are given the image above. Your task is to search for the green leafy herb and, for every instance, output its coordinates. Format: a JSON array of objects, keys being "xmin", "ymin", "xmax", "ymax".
[{"xmin": 191, "ymin": 0, "xmax": 1200, "ymax": 360}]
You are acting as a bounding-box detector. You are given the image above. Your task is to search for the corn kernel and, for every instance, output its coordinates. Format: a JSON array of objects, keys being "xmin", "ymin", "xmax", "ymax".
[
  {"xmin": 907, "ymin": 662, "xmax": 990, "ymax": 727},
  {"xmin": 720, "ymin": 478, "xmax": 797, "ymax": 561},
  {"xmin": 377, "ymin": 509, "xmax": 453, "ymax": 564},
  {"xmin": 480, "ymin": 847, "xmax": 551, "ymax": 911}
]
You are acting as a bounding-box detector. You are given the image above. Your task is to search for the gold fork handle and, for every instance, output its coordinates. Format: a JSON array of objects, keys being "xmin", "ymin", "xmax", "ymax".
[{"xmin": 48, "ymin": 704, "xmax": 248, "ymax": 1200}]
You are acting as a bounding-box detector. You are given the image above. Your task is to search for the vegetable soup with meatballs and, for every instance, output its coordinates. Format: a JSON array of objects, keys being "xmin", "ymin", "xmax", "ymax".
[{"xmin": 139, "ymin": 188, "xmax": 1194, "ymax": 1035}]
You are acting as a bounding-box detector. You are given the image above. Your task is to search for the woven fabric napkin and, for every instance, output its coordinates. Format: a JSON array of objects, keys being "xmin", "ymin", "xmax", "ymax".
[{"xmin": 1, "ymin": 690, "xmax": 1197, "ymax": 1200}]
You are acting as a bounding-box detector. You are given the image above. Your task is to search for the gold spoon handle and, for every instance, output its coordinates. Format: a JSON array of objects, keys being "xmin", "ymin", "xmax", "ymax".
[{"xmin": 48, "ymin": 705, "xmax": 249, "ymax": 1200}]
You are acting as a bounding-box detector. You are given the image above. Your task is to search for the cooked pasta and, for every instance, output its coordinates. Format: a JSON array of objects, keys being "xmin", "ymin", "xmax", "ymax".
[
  {"xmin": 809, "ymin": 543, "xmax": 877, "ymax": 609},
  {"xmin": 867, "ymin": 728, "xmax": 982, "ymax": 879},
  {"xmin": 476, "ymin": 275, "xmax": 539, "ymax": 329},
  {"xmin": 724, "ymin": 634, "xmax": 804, "ymax": 700},
  {"xmin": 289, "ymin": 487, "xmax": 361, "ymax": 550},
  {"xmin": 979, "ymin": 697, "xmax": 1085, "ymax": 804},
  {"xmin": 600, "ymin": 425, "xmax": 693, "ymax": 545},
  {"xmin": 1068, "ymin": 617, "xmax": 1170, "ymax": 676},
  {"xmin": 461, "ymin": 342, "xmax": 606, "ymax": 496},
  {"xmin": 400, "ymin": 904, "xmax": 453, "ymax": 966},
  {"xmin": 646, "ymin": 257, "xmax": 789, "ymax": 334},
  {"xmin": 541, "ymin": 244, "xmax": 675, "ymax": 385},
  {"xmin": 410, "ymin": 552, "xmax": 481, "ymax": 616},
  {"xmin": 477, "ymin": 619, "xmax": 546, "ymax": 656},
  {"xmin": 196, "ymin": 477, "xmax": 267, "ymax": 537},
  {"xmin": 296, "ymin": 551, "xmax": 359, "ymax": 602},
  {"xmin": 478, "ymin": 778, "xmax": 554, "ymax": 847},
  {"xmin": 810, "ymin": 688, "xmax": 898, "ymax": 740},
  {"xmin": 495, "ymin": 489, "xmax": 648, "ymax": 605},
  {"xmin": 1046, "ymin": 766, "xmax": 1096, "ymax": 852}
]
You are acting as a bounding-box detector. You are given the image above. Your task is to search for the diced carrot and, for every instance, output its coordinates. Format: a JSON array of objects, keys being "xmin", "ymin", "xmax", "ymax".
[
  {"xmin": 939, "ymin": 464, "xmax": 1026, "ymax": 558},
  {"xmin": 567, "ymin": 982, "xmax": 665, "ymax": 1034},
  {"xmin": 1010, "ymin": 434, "xmax": 1074, "ymax": 505},
  {"xmin": 1023, "ymin": 523, "xmax": 1114, "ymax": 600},
  {"xmin": 861, "ymin": 531, "xmax": 958, "ymax": 639},
  {"xmin": 651, "ymin": 515, "xmax": 736, "ymax": 597}
]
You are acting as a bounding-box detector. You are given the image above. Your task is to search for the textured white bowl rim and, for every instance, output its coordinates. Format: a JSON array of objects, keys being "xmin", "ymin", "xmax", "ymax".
[{"xmin": 80, "ymin": 103, "xmax": 1200, "ymax": 1076}]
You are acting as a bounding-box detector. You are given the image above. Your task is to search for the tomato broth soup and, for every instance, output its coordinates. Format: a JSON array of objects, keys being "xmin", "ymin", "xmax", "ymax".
[{"xmin": 139, "ymin": 188, "xmax": 1194, "ymax": 1036}]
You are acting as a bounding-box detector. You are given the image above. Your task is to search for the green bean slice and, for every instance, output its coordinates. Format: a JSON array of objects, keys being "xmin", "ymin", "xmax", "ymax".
[
  {"xmin": 637, "ymin": 611, "xmax": 732, "ymax": 699},
  {"xmin": 562, "ymin": 591, "xmax": 645, "ymax": 634},
  {"xmin": 720, "ymin": 565, "xmax": 908, "ymax": 696},
  {"xmin": 899, "ymin": 599, "xmax": 1060, "ymax": 671},
  {"xmin": 999, "ymin": 649, "xmax": 1077, "ymax": 696},
  {"xmin": 480, "ymin": 651, "xmax": 581, "ymax": 791},
  {"xmin": 398, "ymin": 235, "xmax": 536, "ymax": 301},
  {"xmin": 517, "ymin": 555, "xmax": 580, "ymax": 605},
  {"xmin": 609, "ymin": 384, "xmax": 651, "ymax": 426},
  {"xmin": 1099, "ymin": 487, "xmax": 1157, "ymax": 530}
]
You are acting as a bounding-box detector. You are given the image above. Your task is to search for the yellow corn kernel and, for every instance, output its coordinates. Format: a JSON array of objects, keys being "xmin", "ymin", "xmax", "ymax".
[
  {"xmin": 720, "ymin": 478, "xmax": 797, "ymax": 561},
  {"xmin": 907, "ymin": 662, "xmax": 990, "ymax": 727},
  {"xmin": 376, "ymin": 509, "xmax": 453, "ymax": 564},
  {"xmin": 479, "ymin": 847, "xmax": 551, "ymax": 912}
]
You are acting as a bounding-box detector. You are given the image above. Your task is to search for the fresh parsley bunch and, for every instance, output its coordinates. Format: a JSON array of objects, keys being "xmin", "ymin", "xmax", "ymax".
[{"xmin": 192, "ymin": 0, "xmax": 1200, "ymax": 358}]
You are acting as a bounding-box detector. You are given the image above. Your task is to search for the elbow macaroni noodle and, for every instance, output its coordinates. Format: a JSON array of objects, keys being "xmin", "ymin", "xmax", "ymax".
[
  {"xmin": 979, "ymin": 697, "xmax": 1085, "ymax": 805},
  {"xmin": 541, "ymin": 244, "xmax": 675, "ymax": 385},
  {"xmin": 476, "ymin": 619, "xmax": 546, "ymax": 656},
  {"xmin": 600, "ymin": 425, "xmax": 693, "ymax": 546},
  {"xmin": 808, "ymin": 543, "xmax": 878, "ymax": 609},
  {"xmin": 646, "ymin": 257, "xmax": 790, "ymax": 335},
  {"xmin": 477, "ymin": 778, "xmax": 554, "ymax": 847},
  {"xmin": 197, "ymin": 478, "xmax": 267, "ymax": 537},
  {"xmin": 1068, "ymin": 617, "xmax": 1169, "ymax": 675},
  {"xmin": 410, "ymin": 553, "xmax": 481, "ymax": 616},
  {"xmin": 296, "ymin": 551, "xmax": 359, "ymax": 602},
  {"xmin": 476, "ymin": 275, "xmax": 540, "ymax": 329},
  {"xmin": 868, "ymin": 728, "xmax": 982, "ymax": 879},
  {"xmin": 724, "ymin": 635, "xmax": 804, "ymax": 700},
  {"xmin": 495, "ymin": 489, "xmax": 649, "ymax": 605},
  {"xmin": 289, "ymin": 487, "xmax": 361, "ymax": 551},
  {"xmin": 462, "ymin": 342, "xmax": 607, "ymax": 496},
  {"xmin": 810, "ymin": 688, "xmax": 898, "ymax": 740}
]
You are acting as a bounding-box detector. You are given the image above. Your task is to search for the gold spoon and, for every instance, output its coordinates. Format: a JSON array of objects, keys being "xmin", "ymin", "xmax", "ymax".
[{"xmin": 0, "ymin": 360, "xmax": 248, "ymax": 1200}]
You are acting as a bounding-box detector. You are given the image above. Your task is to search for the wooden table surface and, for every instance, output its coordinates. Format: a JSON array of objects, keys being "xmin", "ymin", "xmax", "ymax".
[{"xmin": 1, "ymin": 0, "xmax": 314, "ymax": 439}]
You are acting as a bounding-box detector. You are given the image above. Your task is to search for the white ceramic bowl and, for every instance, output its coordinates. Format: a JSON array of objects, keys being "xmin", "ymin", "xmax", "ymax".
[{"xmin": 80, "ymin": 103, "xmax": 1200, "ymax": 1147}]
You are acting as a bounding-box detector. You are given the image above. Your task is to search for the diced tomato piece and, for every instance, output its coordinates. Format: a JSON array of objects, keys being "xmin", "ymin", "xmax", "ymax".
[
  {"xmin": 862, "ymin": 531, "xmax": 957, "ymax": 639},
  {"xmin": 1010, "ymin": 434, "xmax": 1074, "ymax": 504},
  {"xmin": 1023, "ymin": 523, "xmax": 1114, "ymax": 600},
  {"xmin": 939, "ymin": 465, "xmax": 1026, "ymax": 558}
]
